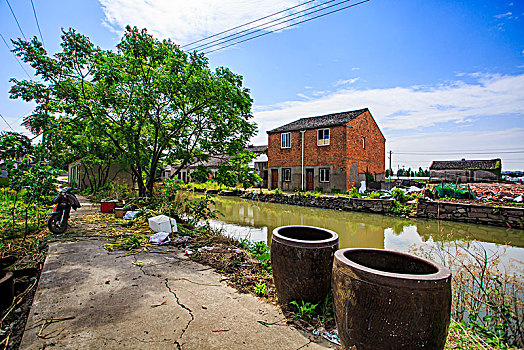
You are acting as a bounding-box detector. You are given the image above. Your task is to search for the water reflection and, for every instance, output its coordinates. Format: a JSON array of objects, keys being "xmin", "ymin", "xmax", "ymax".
[{"xmin": 178, "ymin": 192, "xmax": 524, "ymax": 261}]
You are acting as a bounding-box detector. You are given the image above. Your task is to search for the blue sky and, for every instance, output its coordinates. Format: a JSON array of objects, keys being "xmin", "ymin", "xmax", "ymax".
[{"xmin": 1, "ymin": 0, "xmax": 523, "ymax": 170}]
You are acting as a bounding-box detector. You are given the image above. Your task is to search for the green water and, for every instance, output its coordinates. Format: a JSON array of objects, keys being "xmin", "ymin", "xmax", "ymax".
[{"xmin": 179, "ymin": 192, "xmax": 524, "ymax": 265}]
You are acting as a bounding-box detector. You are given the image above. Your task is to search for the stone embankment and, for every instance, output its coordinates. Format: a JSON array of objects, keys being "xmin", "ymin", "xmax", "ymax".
[
  {"xmin": 416, "ymin": 198, "xmax": 524, "ymax": 229},
  {"xmin": 237, "ymin": 191, "xmax": 524, "ymax": 229},
  {"xmin": 246, "ymin": 192, "xmax": 394, "ymax": 213}
]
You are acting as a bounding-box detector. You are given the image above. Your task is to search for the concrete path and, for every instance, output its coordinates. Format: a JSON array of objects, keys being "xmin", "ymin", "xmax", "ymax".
[{"xmin": 20, "ymin": 198, "xmax": 332, "ymax": 349}]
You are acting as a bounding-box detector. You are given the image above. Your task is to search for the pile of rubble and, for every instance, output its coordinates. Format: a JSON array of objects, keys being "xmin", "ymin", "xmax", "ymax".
[{"xmin": 468, "ymin": 183, "xmax": 524, "ymax": 203}]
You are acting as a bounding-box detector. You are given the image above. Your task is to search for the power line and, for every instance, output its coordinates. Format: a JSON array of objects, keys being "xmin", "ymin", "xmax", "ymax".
[
  {"xmin": 183, "ymin": 0, "xmax": 318, "ymax": 49},
  {"xmin": 5, "ymin": 0, "xmax": 27, "ymax": 41},
  {"xmin": 0, "ymin": 112, "xmax": 15, "ymax": 131},
  {"xmin": 0, "ymin": 32, "xmax": 32, "ymax": 78},
  {"xmin": 30, "ymin": 0, "xmax": 45, "ymax": 48},
  {"xmin": 191, "ymin": 0, "xmax": 341, "ymax": 52},
  {"xmin": 394, "ymin": 151, "xmax": 523, "ymax": 155},
  {"xmin": 203, "ymin": 0, "xmax": 370, "ymax": 55}
]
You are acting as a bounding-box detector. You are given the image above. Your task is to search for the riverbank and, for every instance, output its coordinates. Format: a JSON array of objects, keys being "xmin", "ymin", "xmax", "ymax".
[
  {"xmin": 8, "ymin": 194, "xmax": 515, "ymax": 349},
  {"xmin": 184, "ymin": 187, "xmax": 524, "ymax": 230}
]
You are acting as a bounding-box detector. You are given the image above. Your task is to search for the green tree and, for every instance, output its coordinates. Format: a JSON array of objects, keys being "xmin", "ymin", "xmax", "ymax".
[
  {"xmin": 214, "ymin": 151, "xmax": 260, "ymax": 189},
  {"xmin": 0, "ymin": 131, "xmax": 32, "ymax": 162},
  {"xmin": 10, "ymin": 27, "xmax": 256, "ymax": 196}
]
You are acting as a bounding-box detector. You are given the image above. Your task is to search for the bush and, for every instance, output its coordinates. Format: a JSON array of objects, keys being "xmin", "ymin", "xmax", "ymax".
[
  {"xmin": 368, "ymin": 191, "xmax": 381, "ymax": 199},
  {"xmin": 345, "ymin": 187, "xmax": 362, "ymax": 198},
  {"xmin": 330, "ymin": 188, "xmax": 342, "ymax": 194},
  {"xmin": 412, "ymin": 241, "xmax": 524, "ymax": 348}
]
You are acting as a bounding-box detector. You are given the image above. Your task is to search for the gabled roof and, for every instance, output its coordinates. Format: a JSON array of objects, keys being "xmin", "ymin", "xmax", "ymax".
[
  {"xmin": 266, "ymin": 108, "xmax": 368, "ymax": 134},
  {"xmin": 430, "ymin": 159, "xmax": 501, "ymax": 171},
  {"xmin": 247, "ymin": 145, "xmax": 268, "ymax": 154}
]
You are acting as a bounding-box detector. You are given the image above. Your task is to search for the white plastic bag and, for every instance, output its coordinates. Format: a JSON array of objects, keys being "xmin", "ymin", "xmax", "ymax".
[{"xmin": 149, "ymin": 231, "xmax": 171, "ymax": 245}]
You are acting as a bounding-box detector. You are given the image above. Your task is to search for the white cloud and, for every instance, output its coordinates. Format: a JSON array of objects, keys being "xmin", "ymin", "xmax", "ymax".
[
  {"xmin": 98, "ymin": 0, "xmax": 305, "ymax": 44},
  {"xmin": 334, "ymin": 77, "xmax": 360, "ymax": 86},
  {"xmin": 494, "ymin": 11, "xmax": 513, "ymax": 19},
  {"xmin": 253, "ymin": 73, "xmax": 524, "ymax": 135},
  {"xmin": 251, "ymin": 73, "xmax": 524, "ymax": 170}
]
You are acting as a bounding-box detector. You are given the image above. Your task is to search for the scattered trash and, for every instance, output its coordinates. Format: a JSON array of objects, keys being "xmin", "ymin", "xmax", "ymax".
[
  {"xmin": 148, "ymin": 215, "xmax": 177, "ymax": 233},
  {"xmin": 149, "ymin": 232, "xmax": 171, "ymax": 245},
  {"xmin": 313, "ymin": 327, "xmax": 341, "ymax": 345},
  {"xmin": 405, "ymin": 186, "xmax": 423, "ymax": 194},
  {"xmin": 198, "ymin": 246, "xmax": 215, "ymax": 251},
  {"xmin": 185, "ymin": 250, "xmax": 194, "ymax": 255},
  {"xmin": 469, "ymin": 183, "xmax": 524, "ymax": 202},
  {"xmin": 172, "ymin": 236, "xmax": 191, "ymax": 245},
  {"xmin": 123, "ymin": 211, "xmax": 139, "ymax": 220},
  {"xmin": 515, "ymin": 195, "xmax": 523, "ymax": 203},
  {"xmin": 151, "ymin": 300, "xmax": 167, "ymax": 308},
  {"xmin": 359, "ymin": 181, "xmax": 366, "ymax": 194},
  {"xmin": 202, "ymin": 305, "xmax": 208, "ymax": 309}
]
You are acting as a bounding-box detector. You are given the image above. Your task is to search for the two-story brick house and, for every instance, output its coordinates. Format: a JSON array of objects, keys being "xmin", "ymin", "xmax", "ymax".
[{"xmin": 266, "ymin": 108, "xmax": 385, "ymax": 192}]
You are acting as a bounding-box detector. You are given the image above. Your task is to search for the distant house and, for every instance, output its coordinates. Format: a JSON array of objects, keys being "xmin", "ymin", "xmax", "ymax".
[
  {"xmin": 161, "ymin": 145, "xmax": 268, "ymax": 187},
  {"xmin": 266, "ymin": 108, "xmax": 385, "ymax": 192},
  {"xmin": 68, "ymin": 160, "xmax": 134, "ymax": 190},
  {"xmin": 429, "ymin": 159, "xmax": 502, "ymax": 183}
]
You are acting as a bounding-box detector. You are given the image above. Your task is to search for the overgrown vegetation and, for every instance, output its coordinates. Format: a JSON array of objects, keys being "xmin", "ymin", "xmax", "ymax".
[
  {"xmin": 390, "ymin": 188, "xmax": 419, "ymax": 215},
  {"xmin": 412, "ymin": 239, "xmax": 523, "ymax": 348},
  {"xmin": 11, "ymin": 27, "xmax": 257, "ymax": 197}
]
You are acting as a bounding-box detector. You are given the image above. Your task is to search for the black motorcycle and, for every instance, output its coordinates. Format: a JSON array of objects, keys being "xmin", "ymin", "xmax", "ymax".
[{"xmin": 48, "ymin": 187, "xmax": 81, "ymax": 234}]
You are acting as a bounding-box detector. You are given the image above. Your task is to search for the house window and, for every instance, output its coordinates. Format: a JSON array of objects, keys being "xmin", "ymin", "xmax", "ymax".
[
  {"xmin": 281, "ymin": 133, "xmax": 290, "ymax": 148},
  {"xmin": 283, "ymin": 168, "xmax": 291, "ymax": 182},
  {"xmin": 362, "ymin": 136, "xmax": 365, "ymax": 149},
  {"xmin": 320, "ymin": 168, "xmax": 330, "ymax": 182},
  {"xmin": 317, "ymin": 129, "xmax": 330, "ymax": 146}
]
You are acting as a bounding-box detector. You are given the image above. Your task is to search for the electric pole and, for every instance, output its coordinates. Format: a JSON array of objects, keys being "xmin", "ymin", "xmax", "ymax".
[{"xmin": 388, "ymin": 150, "xmax": 392, "ymax": 180}]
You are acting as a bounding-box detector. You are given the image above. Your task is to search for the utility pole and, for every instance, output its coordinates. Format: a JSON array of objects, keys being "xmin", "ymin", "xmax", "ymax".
[{"xmin": 388, "ymin": 150, "xmax": 392, "ymax": 180}]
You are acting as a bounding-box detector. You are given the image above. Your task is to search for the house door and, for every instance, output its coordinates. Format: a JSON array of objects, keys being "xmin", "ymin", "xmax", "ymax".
[
  {"xmin": 271, "ymin": 169, "xmax": 278, "ymax": 189},
  {"xmin": 306, "ymin": 169, "xmax": 314, "ymax": 191}
]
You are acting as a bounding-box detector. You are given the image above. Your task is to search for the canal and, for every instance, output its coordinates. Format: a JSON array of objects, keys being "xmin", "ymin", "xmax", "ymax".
[{"xmin": 179, "ymin": 192, "xmax": 524, "ymax": 266}]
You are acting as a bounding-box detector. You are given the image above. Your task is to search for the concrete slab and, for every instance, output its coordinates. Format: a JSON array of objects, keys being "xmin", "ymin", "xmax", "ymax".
[{"xmin": 21, "ymin": 240, "xmax": 330, "ymax": 349}]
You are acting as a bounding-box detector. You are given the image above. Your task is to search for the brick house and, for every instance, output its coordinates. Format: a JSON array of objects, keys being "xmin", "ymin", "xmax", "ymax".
[
  {"xmin": 266, "ymin": 108, "xmax": 385, "ymax": 192},
  {"xmin": 429, "ymin": 159, "xmax": 502, "ymax": 182},
  {"xmin": 161, "ymin": 145, "xmax": 268, "ymax": 187}
]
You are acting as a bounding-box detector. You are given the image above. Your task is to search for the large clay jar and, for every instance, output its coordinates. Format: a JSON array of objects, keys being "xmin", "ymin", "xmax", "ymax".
[
  {"xmin": 271, "ymin": 226, "xmax": 339, "ymax": 305},
  {"xmin": 0, "ymin": 270, "xmax": 14, "ymax": 312},
  {"xmin": 332, "ymin": 248, "xmax": 451, "ymax": 350}
]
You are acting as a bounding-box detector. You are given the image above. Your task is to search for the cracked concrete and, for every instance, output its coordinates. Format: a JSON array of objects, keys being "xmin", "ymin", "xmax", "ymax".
[{"xmin": 20, "ymin": 239, "xmax": 332, "ymax": 349}]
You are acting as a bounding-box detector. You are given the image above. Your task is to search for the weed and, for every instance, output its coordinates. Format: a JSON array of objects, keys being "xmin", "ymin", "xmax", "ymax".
[
  {"xmin": 254, "ymin": 282, "xmax": 267, "ymax": 297},
  {"xmin": 345, "ymin": 187, "xmax": 362, "ymax": 198},
  {"xmin": 104, "ymin": 233, "xmax": 146, "ymax": 251},
  {"xmin": 368, "ymin": 191, "xmax": 382, "ymax": 199},
  {"xmin": 273, "ymin": 188, "xmax": 284, "ymax": 195},
  {"xmin": 411, "ymin": 239, "xmax": 523, "ymax": 348},
  {"xmin": 290, "ymin": 300, "xmax": 318, "ymax": 320}
]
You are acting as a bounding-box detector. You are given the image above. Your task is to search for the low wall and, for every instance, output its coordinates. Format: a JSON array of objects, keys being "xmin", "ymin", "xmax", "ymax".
[
  {"xmin": 416, "ymin": 198, "xmax": 524, "ymax": 229},
  {"xmin": 246, "ymin": 193, "xmax": 394, "ymax": 214}
]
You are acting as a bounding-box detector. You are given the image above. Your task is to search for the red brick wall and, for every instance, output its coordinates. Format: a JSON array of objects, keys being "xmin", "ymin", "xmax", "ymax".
[
  {"xmin": 268, "ymin": 127, "xmax": 347, "ymax": 168},
  {"xmin": 267, "ymin": 109, "xmax": 385, "ymax": 189},
  {"xmin": 345, "ymin": 110, "xmax": 385, "ymax": 188}
]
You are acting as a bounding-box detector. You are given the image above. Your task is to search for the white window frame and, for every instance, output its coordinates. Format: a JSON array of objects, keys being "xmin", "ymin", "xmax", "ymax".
[
  {"xmin": 319, "ymin": 168, "xmax": 330, "ymax": 183},
  {"xmin": 362, "ymin": 136, "xmax": 366, "ymax": 149},
  {"xmin": 281, "ymin": 132, "xmax": 291, "ymax": 149},
  {"xmin": 317, "ymin": 128, "xmax": 330, "ymax": 146},
  {"xmin": 283, "ymin": 168, "xmax": 291, "ymax": 182}
]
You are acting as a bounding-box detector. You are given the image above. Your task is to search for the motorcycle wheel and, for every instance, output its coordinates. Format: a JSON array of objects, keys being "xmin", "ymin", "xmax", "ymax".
[{"xmin": 48, "ymin": 213, "xmax": 68, "ymax": 234}]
